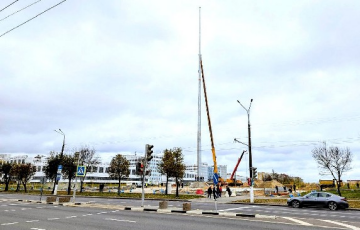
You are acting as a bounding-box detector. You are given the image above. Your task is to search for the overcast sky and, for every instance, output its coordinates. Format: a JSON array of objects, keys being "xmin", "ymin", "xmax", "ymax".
[{"xmin": 1, "ymin": 0, "xmax": 359, "ymax": 183}]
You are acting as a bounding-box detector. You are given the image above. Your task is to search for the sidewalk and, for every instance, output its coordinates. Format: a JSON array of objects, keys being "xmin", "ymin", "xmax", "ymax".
[{"xmin": 194, "ymin": 195, "xmax": 250, "ymax": 204}]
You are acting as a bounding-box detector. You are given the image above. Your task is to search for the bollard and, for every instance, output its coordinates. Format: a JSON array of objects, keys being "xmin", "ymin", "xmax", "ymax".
[
  {"xmin": 159, "ymin": 201, "xmax": 168, "ymax": 209},
  {"xmin": 183, "ymin": 203, "xmax": 191, "ymax": 211}
]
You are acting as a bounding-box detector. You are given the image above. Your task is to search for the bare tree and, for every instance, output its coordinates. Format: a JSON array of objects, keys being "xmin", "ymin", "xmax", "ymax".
[
  {"xmin": 108, "ymin": 154, "xmax": 130, "ymax": 195},
  {"xmin": 77, "ymin": 146, "xmax": 100, "ymax": 193},
  {"xmin": 11, "ymin": 163, "xmax": 35, "ymax": 192},
  {"xmin": 44, "ymin": 151, "xmax": 61, "ymax": 194},
  {"xmin": 312, "ymin": 142, "xmax": 352, "ymax": 196},
  {"xmin": 62, "ymin": 154, "xmax": 77, "ymax": 195},
  {"xmin": 0, "ymin": 162, "xmax": 13, "ymax": 191},
  {"xmin": 157, "ymin": 149, "xmax": 175, "ymax": 195}
]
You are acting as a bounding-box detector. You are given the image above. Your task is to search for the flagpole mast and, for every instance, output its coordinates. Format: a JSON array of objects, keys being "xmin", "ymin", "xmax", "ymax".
[{"xmin": 197, "ymin": 6, "xmax": 202, "ymax": 182}]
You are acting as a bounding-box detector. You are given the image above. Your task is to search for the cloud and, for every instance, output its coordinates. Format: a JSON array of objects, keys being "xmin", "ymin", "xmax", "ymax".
[{"xmin": 1, "ymin": 0, "xmax": 359, "ymax": 182}]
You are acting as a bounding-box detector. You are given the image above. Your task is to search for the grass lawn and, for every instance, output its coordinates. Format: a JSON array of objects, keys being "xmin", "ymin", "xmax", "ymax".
[{"xmin": 0, "ymin": 189, "xmax": 203, "ymax": 200}]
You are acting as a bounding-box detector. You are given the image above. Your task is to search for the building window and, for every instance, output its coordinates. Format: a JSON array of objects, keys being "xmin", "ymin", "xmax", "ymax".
[{"xmin": 99, "ymin": 167, "xmax": 104, "ymax": 173}]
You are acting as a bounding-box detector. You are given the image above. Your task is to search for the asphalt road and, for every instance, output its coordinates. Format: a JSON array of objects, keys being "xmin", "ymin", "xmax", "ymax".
[
  {"xmin": 0, "ymin": 199, "xmax": 347, "ymax": 230},
  {"xmin": 1, "ymin": 193, "xmax": 359, "ymax": 229}
]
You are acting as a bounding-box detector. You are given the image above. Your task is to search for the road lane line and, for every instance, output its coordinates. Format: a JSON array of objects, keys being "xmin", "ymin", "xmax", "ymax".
[
  {"xmin": 320, "ymin": 219, "xmax": 360, "ymax": 230},
  {"xmin": 1, "ymin": 222, "xmax": 19, "ymax": 225},
  {"xmin": 282, "ymin": 217, "xmax": 313, "ymax": 226},
  {"xmin": 48, "ymin": 218, "xmax": 59, "ymax": 220},
  {"xmin": 26, "ymin": 220, "xmax": 39, "ymax": 223},
  {"xmin": 105, "ymin": 218, "xmax": 136, "ymax": 223}
]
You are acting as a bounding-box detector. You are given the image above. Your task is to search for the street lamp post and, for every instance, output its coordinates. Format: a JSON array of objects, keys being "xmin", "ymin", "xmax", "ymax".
[
  {"xmin": 54, "ymin": 129, "xmax": 65, "ymax": 195},
  {"xmin": 237, "ymin": 99, "xmax": 254, "ymax": 203}
]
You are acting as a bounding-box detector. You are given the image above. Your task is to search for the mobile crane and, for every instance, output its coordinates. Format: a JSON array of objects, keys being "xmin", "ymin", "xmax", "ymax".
[
  {"xmin": 199, "ymin": 57, "xmax": 219, "ymax": 184},
  {"xmin": 226, "ymin": 150, "xmax": 246, "ymax": 186}
]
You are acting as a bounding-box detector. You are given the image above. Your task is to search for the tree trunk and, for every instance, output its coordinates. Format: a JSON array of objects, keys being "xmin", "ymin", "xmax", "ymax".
[
  {"xmin": 118, "ymin": 178, "xmax": 121, "ymax": 195},
  {"xmin": 16, "ymin": 181, "xmax": 20, "ymax": 192},
  {"xmin": 52, "ymin": 179, "xmax": 56, "ymax": 194},
  {"xmin": 165, "ymin": 175, "xmax": 169, "ymax": 195},
  {"xmin": 336, "ymin": 180, "xmax": 342, "ymax": 196},
  {"xmin": 22, "ymin": 181, "xmax": 27, "ymax": 193},
  {"xmin": 67, "ymin": 178, "xmax": 71, "ymax": 195},
  {"xmin": 80, "ymin": 179, "xmax": 84, "ymax": 193},
  {"xmin": 4, "ymin": 177, "xmax": 9, "ymax": 191},
  {"xmin": 175, "ymin": 177, "xmax": 179, "ymax": 197}
]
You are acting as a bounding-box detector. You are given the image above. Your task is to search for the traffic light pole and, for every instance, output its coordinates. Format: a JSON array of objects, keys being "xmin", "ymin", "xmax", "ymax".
[
  {"xmin": 237, "ymin": 99, "xmax": 254, "ymax": 203},
  {"xmin": 141, "ymin": 144, "xmax": 154, "ymax": 207},
  {"xmin": 141, "ymin": 148, "xmax": 146, "ymax": 207}
]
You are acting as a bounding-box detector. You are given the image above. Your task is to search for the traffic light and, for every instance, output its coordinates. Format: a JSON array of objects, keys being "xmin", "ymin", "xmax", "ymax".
[
  {"xmin": 252, "ymin": 167, "xmax": 257, "ymax": 179},
  {"xmin": 247, "ymin": 178, "xmax": 251, "ymax": 186},
  {"xmin": 145, "ymin": 144, "xmax": 154, "ymax": 162},
  {"xmin": 136, "ymin": 162, "xmax": 144, "ymax": 175}
]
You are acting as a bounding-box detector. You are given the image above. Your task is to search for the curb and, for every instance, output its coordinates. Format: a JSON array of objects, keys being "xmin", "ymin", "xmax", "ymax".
[{"xmin": 14, "ymin": 199, "xmax": 277, "ymax": 218}]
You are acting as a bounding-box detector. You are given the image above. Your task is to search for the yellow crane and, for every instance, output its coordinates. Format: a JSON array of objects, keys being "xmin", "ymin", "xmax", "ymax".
[{"xmin": 199, "ymin": 57, "xmax": 219, "ymax": 184}]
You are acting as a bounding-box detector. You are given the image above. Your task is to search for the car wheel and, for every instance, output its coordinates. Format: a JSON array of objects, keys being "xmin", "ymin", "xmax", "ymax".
[
  {"xmin": 328, "ymin": 201, "xmax": 338, "ymax": 211},
  {"xmin": 291, "ymin": 200, "xmax": 300, "ymax": 208}
]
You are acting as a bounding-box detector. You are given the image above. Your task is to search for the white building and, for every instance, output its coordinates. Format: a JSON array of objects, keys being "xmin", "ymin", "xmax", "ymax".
[
  {"xmin": 208, "ymin": 165, "xmax": 228, "ymax": 181},
  {"xmin": 1, "ymin": 153, "xmax": 206, "ymax": 185}
]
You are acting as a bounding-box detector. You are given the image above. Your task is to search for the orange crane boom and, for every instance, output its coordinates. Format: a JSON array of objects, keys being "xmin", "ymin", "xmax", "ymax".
[{"xmin": 229, "ymin": 150, "xmax": 246, "ymax": 180}]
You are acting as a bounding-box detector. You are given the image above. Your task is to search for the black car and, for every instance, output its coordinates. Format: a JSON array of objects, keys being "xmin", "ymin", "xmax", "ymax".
[{"xmin": 287, "ymin": 191, "xmax": 349, "ymax": 211}]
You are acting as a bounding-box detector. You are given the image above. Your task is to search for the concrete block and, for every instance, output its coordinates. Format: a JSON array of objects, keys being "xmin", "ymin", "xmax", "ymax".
[
  {"xmin": 58, "ymin": 196, "xmax": 71, "ymax": 203},
  {"xmin": 159, "ymin": 201, "xmax": 168, "ymax": 209},
  {"xmin": 46, "ymin": 196, "xmax": 56, "ymax": 203},
  {"xmin": 183, "ymin": 203, "xmax": 191, "ymax": 211}
]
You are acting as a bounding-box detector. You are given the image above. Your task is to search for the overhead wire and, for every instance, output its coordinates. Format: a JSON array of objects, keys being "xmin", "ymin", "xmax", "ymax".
[
  {"xmin": 0, "ymin": 0, "xmax": 19, "ymax": 13},
  {"xmin": 0, "ymin": 0, "xmax": 42, "ymax": 22},
  {"xmin": 0, "ymin": 0, "xmax": 67, "ymax": 38}
]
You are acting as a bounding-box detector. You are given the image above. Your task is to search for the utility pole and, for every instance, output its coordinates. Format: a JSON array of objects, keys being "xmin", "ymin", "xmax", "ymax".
[
  {"xmin": 54, "ymin": 129, "xmax": 65, "ymax": 195},
  {"xmin": 237, "ymin": 99, "xmax": 254, "ymax": 203}
]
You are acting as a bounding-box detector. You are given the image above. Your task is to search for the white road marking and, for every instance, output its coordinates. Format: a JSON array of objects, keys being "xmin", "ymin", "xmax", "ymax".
[
  {"xmin": 221, "ymin": 207, "xmax": 250, "ymax": 211},
  {"xmin": 26, "ymin": 220, "xmax": 40, "ymax": 223},
  {"xmin": 1, "ymin": 222, "xmax": 19, "ymax": 225},
  {"xmin": 282, "ymin": 217, "xmax": 313, "ymax": 226},
  {"xmin": 66, "ymin": 216, "xmax": 77, "ymax": 218},
  {"xmin": 47, "ymin": 218, "xmax": 59, "ymax": 220},
  {"xmin": 105, "ymin": 218, "xmax": 136, "ymax": 223},
  {"xmin": 320, "ymin": 219, "xmax": 360, "ymax": 230}
]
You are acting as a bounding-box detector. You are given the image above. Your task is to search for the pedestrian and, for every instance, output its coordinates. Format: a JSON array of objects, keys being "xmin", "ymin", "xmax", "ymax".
[
  {"xmin": 213, "ymin": 186, "xmax": 217, "ymax": 200},
  {"xmin": 275, "ymin": 185, "xmax": 278, "ymax": 194},
  {"xmin": 293, "ymin": 184, "xmax": 296, "ymax": 192},
  {"xmin": 288, "ymin": 187, "xmax": 292, "ymax": 193},
  {"xmin": 207, "ymin": 186, "xmax": 212, "ymax": 199},
  {"xmin": 357, "ymin": 182, "xmax": 359, "ymax": 189},
  {"xmin": 226, "ymin": 186, "xmax": 232, "ymax": 197},
  {"xmin": 219, "ymin": 186, "xmax": 222, "ymax": 197}
]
